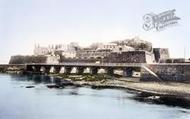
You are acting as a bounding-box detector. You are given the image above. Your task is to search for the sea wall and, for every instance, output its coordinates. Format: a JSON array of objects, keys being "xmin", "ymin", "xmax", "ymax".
[
  {"xmin": 0, "ymin": 65, "xmax": 25, "ymax": 73},
  {"xmin": 141, "ymin": 64, "xmax": 190, "ymax": 82}
]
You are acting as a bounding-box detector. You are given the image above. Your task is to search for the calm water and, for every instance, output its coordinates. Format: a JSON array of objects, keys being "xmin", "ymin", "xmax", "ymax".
[{"xmin": 0, "ymin": 74, "xmax": 190, "ymax": 119}]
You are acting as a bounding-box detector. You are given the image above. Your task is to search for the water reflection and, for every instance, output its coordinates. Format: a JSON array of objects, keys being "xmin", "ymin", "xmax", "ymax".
[{"xmin": 10, "ymin": 74, "xmax": 65, "ymax": 85}]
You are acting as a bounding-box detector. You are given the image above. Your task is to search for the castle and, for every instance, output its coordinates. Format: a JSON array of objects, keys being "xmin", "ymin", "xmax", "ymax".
[{"xmin": 33, "ymin": 37, "xmax": 170, "ymax": 64}]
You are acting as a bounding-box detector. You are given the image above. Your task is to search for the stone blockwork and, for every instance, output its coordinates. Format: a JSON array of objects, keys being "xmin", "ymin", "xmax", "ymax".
[
  {"xmin": 141, "ymin": 64, "xmax": 190, "ymax": 82},
  {"xmin": 106, "ymin": 51, "xmax": 152, "ymax": 63}
]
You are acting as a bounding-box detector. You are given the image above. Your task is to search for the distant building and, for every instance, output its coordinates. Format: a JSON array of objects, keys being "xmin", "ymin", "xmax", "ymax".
[
  {"xmin": 33, "ymin": 37, "xmax": 168, "ymax": 64},
  {"xmin": 112, "ymin": 45, "xmax": 135, "ymax": 53},
  {"xmin": 54, "ymin": 43, "xmax": 79, "ymax": 58},
  {"xmin": 76, "ymin": 45, "xmax": 136, "ymax": 60},
  {"xmin": 97, "ymin": 43, "xmax": 117, "ymax": 51},
  {"xmin": 46, "ymin": 55, "xmax": 60, "ymax": 64},
  {"xmin": 34, "ymin": 43, "xmax": 80, "ymax": 58},
  {"xmin": 76, "ymin": 48, "xmax": 111, "ymax": 59},
  {"xmin": 33, "ymin": 44, "xmax": 50, "ymax": 56}
]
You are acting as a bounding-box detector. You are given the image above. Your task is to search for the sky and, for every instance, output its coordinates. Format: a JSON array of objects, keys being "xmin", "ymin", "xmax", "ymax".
[{"xmin": 0, "ymin": 0, "xmax": 190, "ymax": 63}]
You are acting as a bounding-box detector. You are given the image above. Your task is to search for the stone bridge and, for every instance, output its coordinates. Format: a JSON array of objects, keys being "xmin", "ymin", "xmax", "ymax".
[
  {"xmin": 25, "ymin": 63, "xmax": 145, "ymax": 77},
  {"xmin": 2, "ymin": 63, "xmax": 190, "ymax": 82},
  {"xmin": 21, "ymin": 63, "xmax": 190, "ymax": 82}
]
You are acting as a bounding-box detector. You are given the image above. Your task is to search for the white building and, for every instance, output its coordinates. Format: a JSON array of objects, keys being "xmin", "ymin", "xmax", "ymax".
[
  {"xmin": 54, "ymin": 43, "xmax": 79, "ymax": 58},
  {"xmin": 34, "ymin": 43, "xmax": 80, "ymax": 58},
  {"xmin": 46, "ymin": 55, "xmax": 60, "ymax": 64},
  {"xmin": 97, "ymin": 43, "xmax": 117, "ymax": 51},
  {"xmin": 112, "ymin": 45, "xmax": 135, "ymax": 53},
  {"xmin": 34, "ymin": 44, "xmax": 50, "ymax": 56}
]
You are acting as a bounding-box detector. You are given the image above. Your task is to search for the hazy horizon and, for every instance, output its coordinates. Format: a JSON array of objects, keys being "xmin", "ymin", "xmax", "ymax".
[{"xmin": 1, "ymin": 0, "xmax": 190, "ymax": 63}]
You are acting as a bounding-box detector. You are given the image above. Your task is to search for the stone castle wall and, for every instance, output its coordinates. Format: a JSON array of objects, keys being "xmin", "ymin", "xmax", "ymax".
[{"xmin": 106, "ymin": 51, "xmax": 149, "ymax": 63}]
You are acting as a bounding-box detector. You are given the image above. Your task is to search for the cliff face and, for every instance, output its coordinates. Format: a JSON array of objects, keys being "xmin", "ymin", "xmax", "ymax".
[{"xmin": 9, "ymin": 55, "xmax": 47, "ymax": 64}]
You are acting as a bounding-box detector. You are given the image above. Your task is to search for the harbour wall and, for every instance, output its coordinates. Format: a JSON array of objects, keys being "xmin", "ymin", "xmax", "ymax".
[{"xmin": 141, "ymin": 64, "xmax": 190, "ymax": 82}]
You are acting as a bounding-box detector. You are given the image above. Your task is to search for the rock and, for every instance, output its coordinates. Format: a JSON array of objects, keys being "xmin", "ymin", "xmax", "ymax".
[
  {"xmin": 69, "ymin": 92, "xmax": 78, "ymax": 95},
  {"xmin": 47, "ymin": 84, "xmax": 63, "ymax": 89},
  {"xmin": 60, "ymin": 80, "xmax": 74, "ymax": 86},
  {"xmin": 100, "ymin": 80, "xmax": 106, "ymax": 83},
  {"xmin": 26, "ymin": 86, "xmax": 35, "ymax": 88}
]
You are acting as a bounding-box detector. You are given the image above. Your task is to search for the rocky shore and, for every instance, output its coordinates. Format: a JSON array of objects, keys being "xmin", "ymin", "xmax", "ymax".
[
  {"xmin": 49, "ymin": 74, "xmax": 190, "ymax": 108},
  {"xmin": 53, "ymin": 74, "xmax": 190, "ymax": 96}
]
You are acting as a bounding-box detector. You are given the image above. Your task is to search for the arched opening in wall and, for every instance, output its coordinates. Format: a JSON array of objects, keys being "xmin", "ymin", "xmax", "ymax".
[
  {"xmin": 98, "ymin": 68, "xmax": 106, "ymax": 74},
  {"xmin": 119, "ymin": 47, "xmax": 122, "ymax": 51},
  {"xmin": 84, "ymin": 67, "xmax": 91, "ymax": 74},
  {"xmin": 97, "ymin": 57, "xmax": 101, "ymax": 59},
  {"xmin": 49, "ymin": 66, "xmax": 55, "ymax": 73},
  {"xmin": 40, "ymin": 66, "xmax": 46, "ymax": 73},
  {"xmin": 71, "ymin": 67, "xmax": 77, "ymax": 74},
  {"xmin": 60, "ymin": 67, "xmax": 65, "ymax": 73}
]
